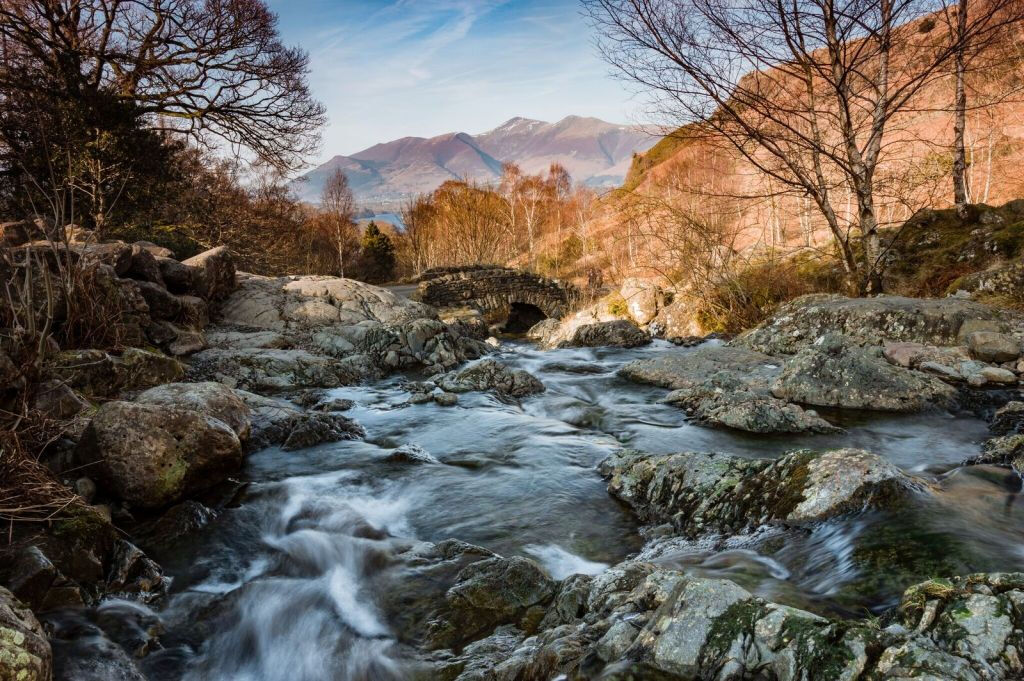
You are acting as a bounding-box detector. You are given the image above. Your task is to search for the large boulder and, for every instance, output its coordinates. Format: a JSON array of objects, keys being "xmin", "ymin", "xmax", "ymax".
[
  {"xmin": 600, "ymin": 448, "xmax": 922, "ymax": 536},
  {"xmin": 181, "ymin": 246, "xmax": 235, "ymax": 301},
  {"xmin": 48, "ymin": 348, "xmax": 183, "ymax": 398},
  {"xmin": 561, "ymin": 320, "xmax": 650, "ymax": 348},
  {"xmin": 771, "ymin": 334, "xmax": 957, "ymax": 412},
  {"xmin": 735, "ymin": 294, "xmax": 1015, "ymax": 355},
  {"xmin": 0, "ymin": 586, "xmax": 51, "ymax": 681},
  {"xmin": 76, "ymin": 401, "xmax": 242, "ymax": 508},
  {"xmin": 435, "ymin": 359, "xmax": 544, "ymax": 398},
  {"xmin": 622, "ymin": 345, "xmax": 836, "ymax": 433},
  {"xmin": 187, "ymin": 348, "xmax": 363, "ymax": 392},
  {"xmin": 135, "ymin": 382, "xmax": 252, "ymax": 440},
  {"xmin": 424, "ymin": 556, "xmax": 555, "ymax": 650},
  {"xmin": 966, "ymin": 331, "xmax": 1021, "ymax": 362},
  {"xmin": 217, "ymin": 274, "xmax": 435, "ymax": 331},
  {"xmin": 618, "ymin": 278, "xmax": 664, "ymax": 326}
]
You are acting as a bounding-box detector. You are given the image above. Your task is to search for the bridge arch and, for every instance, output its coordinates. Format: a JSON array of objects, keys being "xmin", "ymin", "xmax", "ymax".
[{"xmin": 414, "ymin": 266, "xmax": 579, "ymax": 325}]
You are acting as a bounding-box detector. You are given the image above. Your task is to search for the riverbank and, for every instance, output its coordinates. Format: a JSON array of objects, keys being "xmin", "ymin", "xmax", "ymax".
[{"xmin": 4, "ymin": 238, "xmax": 1024, "ymax": 680}]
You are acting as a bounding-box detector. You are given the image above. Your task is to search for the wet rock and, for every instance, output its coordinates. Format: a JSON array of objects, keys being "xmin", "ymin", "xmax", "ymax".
[
  {"xmin": 600, "ymin": 448, "xmax": 922, "ymax": 536},
  {"xmin": 144, "ymin": 501, "xmax": 217, "ymax": 551},
  {"xmin": 384, "ymin": 444, "xmax": 440, "ymax": 464},
  {"xmin": 966, "ymin": 434, "xmax": 1024, "ymax": 471},
  {"xmin": 105, "ymin": 540, "xmax": 166, "ymax": 603},
  {"xmin": 991, "ymin": 401, "xmax": 1024, "ymax": 435},
  {"xmin": 434, "ymin": 392, "xmax": 458, "ymax": 406},
  {"xmin": 561, "ymin": 319, "xmax": 650, "ymax": 348},
  {"xmin": 232, "ymin": 391, "xmax": 304, "ymax": 450},
  {"xmin": 281, "ymin": 412, "xmax": 365, "ymax": 450},
  {"xmin": 436, "ymin": 359, "xmax": 544, "ymax": 398},
  {"xmin": 735, "ymin": 293, "xmax": 1014, "ymax": 355},
  {"xmin": 181, "ymin": 245, "xmax": 235, "ymax": 301},
  {"xmin": 664, "ymin": 384, "xmax": 838, "ymax": 434},
  {"xmin": 967, "ymin": 330, "xmax": 1021, "ymax": 362},
  {"xmin": 310, "ymin": 396, "xmax": 354, "ymax": 412},
  {"xmin": 425, "ymin": 556, "xmax": 555, "ymax": 650},
  {"xmin": 187, "ymin": 347, "xmax": 362, "ymax": 392},
  {"xmin": 771, "ymin": 334, "xmax": 956, "ymax": 411},
  {"xmin": 0, "ymin": 586, "xmax": 52, "ymax": 681},
  {"xmin": 76, "ymin": 401, "xmax": 242, "ymax": 508},
  {"xmin": 135, "ymin": 381, "xmax": 252, "ymax": 441},
  {"xmin": 620, "ymin": 345, "xmax": 781, "ymax": 391}
]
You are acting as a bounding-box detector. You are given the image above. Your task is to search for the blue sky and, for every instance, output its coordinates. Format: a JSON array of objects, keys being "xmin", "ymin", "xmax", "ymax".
[{"xmin": 268, "ymin": 0, "xmax": 643, "ymax": 163}]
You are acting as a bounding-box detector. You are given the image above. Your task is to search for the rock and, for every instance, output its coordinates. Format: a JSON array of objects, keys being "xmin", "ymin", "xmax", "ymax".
[
  {"xmin": 619, "ymin": 278, "xmax": 663, "ymax": 325},
  {"xmin": 882, "ymin": 341, "xmax": 971, "ymax": 368},
  {"xmin": 561, "ymin": 320, "xmax": 650, "ymax": 348},
  {"xmin": 980, "ymin": 366, "xmax": 1018, "ymax": 384},
  {"xmin": 76, "ymin": 401, "xmax": 242, "ymax": 508},
  {"xmin": 134, "ymin": 279, "xmax": 182, "ymax": 320},
  {"xmin": 176, "ymin": 294, "xmax": 209, "ymax": 327},
  {"xmin": 664, "ymin": 386, "xmax": 838, "ymax": 434},
  {"xmin": 281, "ymin": 412, "xmax": 365, "ymax": 450},
  {"xmin": 204, "ymin": 329, "xmax": 290, "ymax": 349},
  {"xmin": 526, "ymin": 318, "xmax": 562, "ymax": 346},
  {"xmin": 735, "ymin": 294, "xmax": 1013, "ymax": 355},
  {"xmin": 425, "ymin": 556, "xmax": 555, "ymax": 650},
  {"xmin": 30, "ymin": 379, "xmax": 89, "ymax": 421},
  {"xmin": 104, "ymin": 540, "xmax": 165, "ymax": 601},
  {"xmin": 771, "ymin": 334, "xmax": 956, "ymax": 411},
  {"xmin": 310, "ymin": 396, "xmax": 354, "ymax": 412},
  {"xmin": 966, "ymin": 434, "xmax": 1024, "ymax": 471},
  {"xmin": 600, "ymin": 448, "xmax": 922, "ymax": 536},
  {"xmin": 75, "ymin": 478, "xmax": 97, "ymax": 503},
  {"xmin": 181, "ymin": 246, "xmax": 236, "ymax": 301},
  {"xmin": 49, "ymin": 349, "xmax": 124, "ymax": 397},
  {"xmin": 135, "ymin": 382, "xmax": 253, "ymax": 440},
  {"xmin": 991, "ymin": 401, "xmax": 1024, "ymax": 435},
  {"xmin": 218, "ymin": 274, "xmax": 434, "ymax": 330},
  {"xmin": 434, "ymin": 392, "xmax": 458, "ymax": 406},
  {"xmin": 74, "ymin": 241, "xmax": 133, "ymax": 276},
  {"xmin": 132, "ymin": 240, "xmax": 174, "ymax": 258},
  {"xmin": 155, "ymin": 256, "xmax": 193, "ymax": 294},
  {"xmin": 0, "ymin": 586, "xmax": 51, "ymax": 681},
  {"xmin": 232, "ymin": 391, "xmax": 304, "ymax": 450},
  {"xmin": 436, "ymin": 359, "xmax": 544, "ymax": 398},
  {"xmin": 118, "ymin": 348, "xmax": 184, "ymax": 391},
  {"xmin": 126, "ymin": 245, "xmax": 165, "ymax": 286},
  {"xmin": 967, "ymin": 331, "xmax": 1022, "ymax": 362},
  {"xmin": 620, "ymin": 345, "xmax": 781, "ymax": 390},
  {"xmin": 166, "ymin": 326, "xmax": 206, "ymax": 356},
  {"xmin": 187, "ymin": 348, "xmax": 362, "ymax": 392}
]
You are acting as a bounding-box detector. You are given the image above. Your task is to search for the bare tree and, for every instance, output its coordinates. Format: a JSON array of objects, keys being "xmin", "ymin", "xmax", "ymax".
[
  {"xmin": 585, "ymin": 0, "xmax": 1019, "ymax": 292},
  {"xmin": 0, "ymin": 0, "xmax": 325, "ymax": 171},
  {"xmin": 320, "ymin": 168, "xmax": 357, "ymax": 278}
]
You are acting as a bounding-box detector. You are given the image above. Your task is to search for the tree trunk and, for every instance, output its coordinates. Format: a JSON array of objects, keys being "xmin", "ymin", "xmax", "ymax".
[{"xmin": 952, "ymin": 0, "xmax": 970, "ymax": 218}]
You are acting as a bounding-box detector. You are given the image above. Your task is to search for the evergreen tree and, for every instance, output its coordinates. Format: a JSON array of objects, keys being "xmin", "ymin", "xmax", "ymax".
[{"xmin": 359, "ymin": 221, "xmax": 396, "ymax": 283}]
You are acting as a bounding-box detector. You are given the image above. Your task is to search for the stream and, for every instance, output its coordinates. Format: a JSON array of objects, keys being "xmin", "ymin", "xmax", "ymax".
[{"xmin": 48, "ymin": 339, "xmax": 1024, "ymax": 680}]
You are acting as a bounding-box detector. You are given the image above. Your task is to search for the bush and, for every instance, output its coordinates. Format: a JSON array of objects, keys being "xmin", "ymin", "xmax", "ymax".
[{"xmin": 105, "ymin": 223, "xmax": 206, "ymax": 260}]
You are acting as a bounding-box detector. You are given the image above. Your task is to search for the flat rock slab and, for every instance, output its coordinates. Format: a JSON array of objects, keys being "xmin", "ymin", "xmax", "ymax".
[
  {"xmin": 618, "ymin": 345, "xmax": 782, "ymax": 391},
  {"xmin": 735, "ymin": 293, "xmax": 1015, "ymax": 355}
]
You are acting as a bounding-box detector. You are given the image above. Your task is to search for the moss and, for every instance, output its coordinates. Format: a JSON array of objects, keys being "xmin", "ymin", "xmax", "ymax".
[
  {"xmin": 607, "ymin": 294, "xmax": 629, "ymax": 318},
  {"xmin": 779, "ymin": 617, "xmax": 859, "ymax": 680},
  {"xmin": 51, "ymin": 505, "xmax": 110, "ymax": 540},
  {"xmin": 701, "ymin": 599, "xmax": 765, "ymax": 668}
]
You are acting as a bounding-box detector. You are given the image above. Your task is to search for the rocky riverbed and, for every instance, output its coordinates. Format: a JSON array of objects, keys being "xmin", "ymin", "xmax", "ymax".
[{"xmin": 5, "ymin": 247, "xmax": 1024, "ymax": 680}]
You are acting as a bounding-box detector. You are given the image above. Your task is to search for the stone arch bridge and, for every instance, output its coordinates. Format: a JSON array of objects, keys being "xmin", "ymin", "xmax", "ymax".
[{"xmin": 414, "ymin": 266, "xmax": 580, "ymax": 330}]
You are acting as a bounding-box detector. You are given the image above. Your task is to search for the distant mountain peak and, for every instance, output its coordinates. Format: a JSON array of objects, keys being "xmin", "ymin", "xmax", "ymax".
[{"xmin": 295, "ymin": 115, "xmax": 656, "ymax": 207}]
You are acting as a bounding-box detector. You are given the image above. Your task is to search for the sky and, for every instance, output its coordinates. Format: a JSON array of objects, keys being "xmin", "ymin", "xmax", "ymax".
[{"xmin": 268, "ymin": 0, "xmax": 644, "ymax": 164}]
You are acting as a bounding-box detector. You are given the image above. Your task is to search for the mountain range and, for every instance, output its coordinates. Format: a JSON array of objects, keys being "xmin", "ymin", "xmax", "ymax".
[{"xmin": 294, "ymin": 116, "xmax": 657, "ymax": 207}]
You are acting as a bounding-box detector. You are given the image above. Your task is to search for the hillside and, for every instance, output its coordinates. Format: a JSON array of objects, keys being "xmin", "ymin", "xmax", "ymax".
[{"xmin": 295, "ymin": 115, "xmax": 657, "ymax": 207}]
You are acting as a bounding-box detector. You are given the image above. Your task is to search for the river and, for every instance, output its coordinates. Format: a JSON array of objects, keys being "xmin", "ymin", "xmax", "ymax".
[{"xmin": 47, "ymin": 338, "xmax": 1024, "ymax": 680}]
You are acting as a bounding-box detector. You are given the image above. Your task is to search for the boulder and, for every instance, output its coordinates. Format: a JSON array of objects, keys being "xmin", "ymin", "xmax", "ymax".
[
  {"xmin": 135, "ymin": 382, "xmax": 252, "ymax": 440},
  {"xmin": 156, "ymin": 256, "xmax": 194, "ymax": 294},
  {"xmin": 561, "ymin": 320, "xmax": 650, "ymax": 348},
  {"xmin": 30, "ymin": 379, "xmax": 89, "ymax": 421},
  {"xmin": 48, "ymin": 349, "xmax": 124, "ymax": 397},
  {"xmin": 620, "ymin": 345, "xmax": 782, "ymax": 391},
  {"xmin": 181, "ymin": 246, "xmax": 235, "ymax": 301},
  {"xmin": 126, "ymin": 245, "xmax": 165, "ymax": 286},
  {"xmin": 435, "ymin": 359, "xmax": 545, "ymax": 398},
  {"xmin": 176, "ymin": 295, "xmax": 209, "ymax": 327},
  {"xmin": 74, "ymin": 241, "xmax": 133, "ymax": 276},
  {"xmin": 967, "ymin": 331, "xmax": 1021, "ymax": 362},
  {"xmin": 0, "ymin": 586, "xmax": 51, "ymax": 681},
  {"xmin": 600, "ymin": 448, "xmax": 922, "ymax": 536},
  {"xmin": 735, "ymin": 294, "xmax": 1013, "ymax": 355},
  {"xmin": 771, "ymin": 334, "xmax": 957, "ymax": 412},
  {"xmin": 76, "ymin": 401, "xmax": 242, "ymax": 508},
  {"xmin": 424, "ymin": 556, "xmax": 555, "ymax": 650},
  {"xmin": 618, "ymin": 278, "xmax": 663, "ymax": 325},
  {"xmin": 119, "ymin": 348, "xmax": 184, "ymax": 391},
  {"xmin": 991, "ymin": 401, "xmax": 1024, "ymax": 435},
  {"xmin": 882, "ymin": 341, "xmax": 971, "ymax": 369},
  {"xmin": 281, "ymin": 412, "xmax": 365, "ymax": 450},
  {"xmin": 187, "ymin": 348, "xmax": 362, "ymax": 392},
  {"xmin": 205, "ymin": 330, "xmax": 291, "ymax": 350},
  {"xmin": 664, "ymin": 386, "xmax": 838, "ymax": 434},
  {"xmin": 134, "ymin": 279, "xmax": 182, "ymax": 320},
  {"xmin": 0, "ymin": 220, "xmax": 31, "ymax": 246},
  {"xmin": 966, "ymin": 434, "xmax": 1024, "ymax": 471}
]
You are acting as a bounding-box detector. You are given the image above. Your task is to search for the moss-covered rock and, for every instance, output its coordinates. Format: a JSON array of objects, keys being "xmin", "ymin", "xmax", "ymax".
[{"xmin": 0, "ymin": 586, "xmax": 51, "ymax": 681}]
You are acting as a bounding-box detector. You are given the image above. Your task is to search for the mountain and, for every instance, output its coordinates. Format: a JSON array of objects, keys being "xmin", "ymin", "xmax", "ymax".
[{"xmin": 294, "ymin": 116, "xmax": 656, "ymax": 206}]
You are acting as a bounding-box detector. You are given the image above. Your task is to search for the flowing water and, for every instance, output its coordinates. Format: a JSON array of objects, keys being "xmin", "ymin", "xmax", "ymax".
[{"xmin": 49, "ymin": 340, "xmax": 1024, "ymax": 680}]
